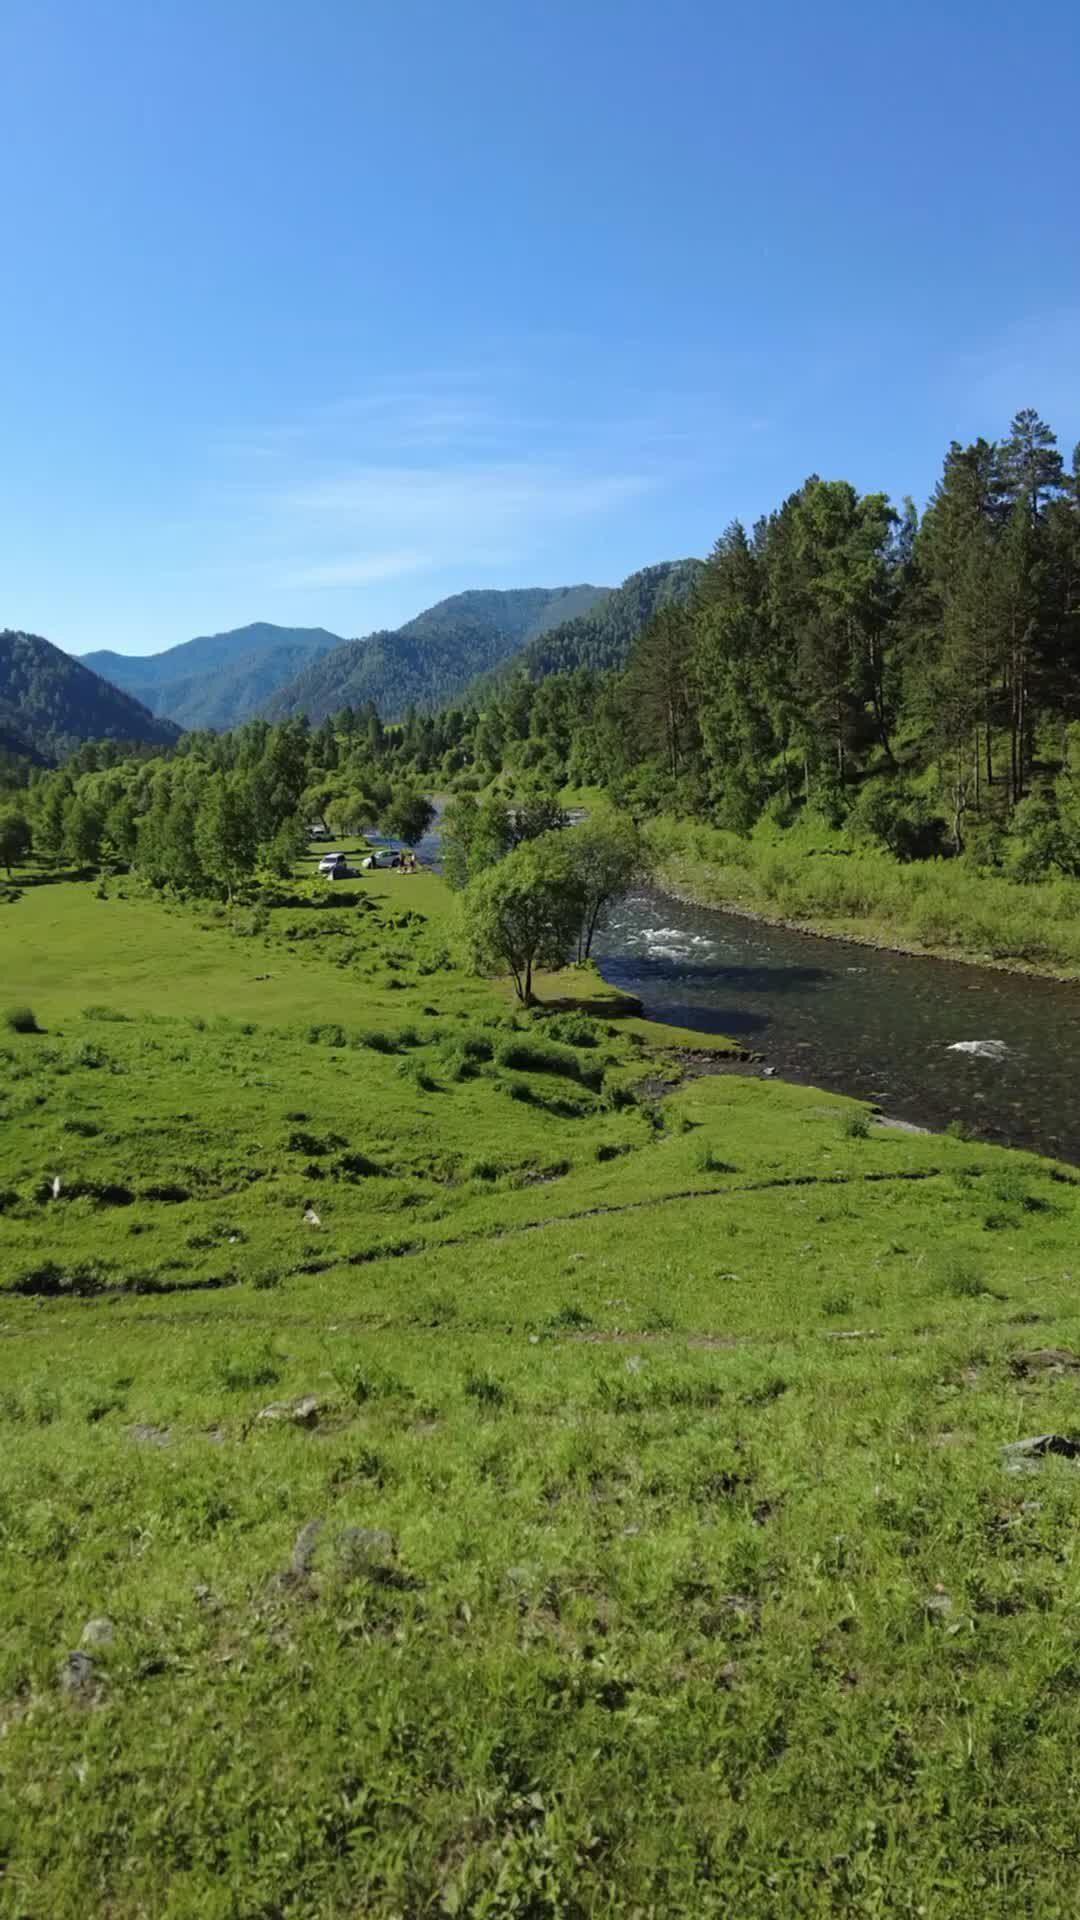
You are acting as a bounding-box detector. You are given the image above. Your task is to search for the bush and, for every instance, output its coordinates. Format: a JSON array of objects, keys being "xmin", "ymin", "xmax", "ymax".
[
  {"xmin": 695, "ymin": 1144, "xmax": 736, "ymax": 1173},
  {"xmin": 4, "ymin": 1006, "xmax": 39, "ymax": 1034},
  {"xmin": 470, "ymin": 1157, "xmax": 506, "ymax": 1181},
  {"xmin": 307, "ymin": 1022, "xmax": 347, "ymax": 1047},
  {"xmin": 336, "ymin": 1151, "xmax": 385, "ymax": 1178},
  {"xmin": 543, "ymin": 1011, "xmax": 604, "ymax": 1048},
  {"xmin": 496, "ymin": 1037, "xmax": 602, "ymax": 1090},
  {"xmin": 285, "ymin": 1129, "xmax": 343, "ymax": 1155},
  {"xmin": 82, "ymin": 1005, "xmax": 130, "ymax": 1022},
  {"xmin": 398, "ymin": 1059, "xmax": 439, "ymax": 1093},
  {"xmin": 353, "ymin": 1028, "xmax": 402, "ymax": 1054},
  {"xmin": 213, "ymin": 1343, "xmax": 281, "ymax": 1391},
  {"xmin": 440, "ymin": 1044, "xmax": 481, "ymax": 1082},
  {"xmin": 934, "ymin": 1253, "xmax": 995, "ymax": 1299},
  {"xmin": 463, "ymin": 1370, "xmax": 508, "ymax": 1411},
  {"xmin": 547, "ymin": 1301, "xmax": 593, "ymax": 1330},
  {"xmin": 847, "ymin": 781, "xmax": 948, "ymax": 862}
]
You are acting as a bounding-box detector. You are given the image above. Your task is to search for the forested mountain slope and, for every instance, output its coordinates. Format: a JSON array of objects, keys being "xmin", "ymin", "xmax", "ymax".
[
  {"xmin": 0, "ymin": 631, "xmax": 181, "ymax": 762},
  {"xmin": 262, "ymin": 584, "xmax": 607, "ymax": 723},
  {"xmin": 464, "ymin": 560, "xmax": 702, "ymax": 703},
  {"xmin": 82, "ymin": 623, "xmax": 343, "ymax": 730}
]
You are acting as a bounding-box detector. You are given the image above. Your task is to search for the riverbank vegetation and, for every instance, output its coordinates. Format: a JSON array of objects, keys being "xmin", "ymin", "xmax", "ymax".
[
  {"xmin": 5, "ymin": 867, "xmax": 1080, "ymax": 1912},
  {"xmin": 427, "ymin": 406, "xmax": 1080, "ymax": 973},
  {"xmin": 648, "ymin": 813, "xmax": 1080, "ymax": 973}
]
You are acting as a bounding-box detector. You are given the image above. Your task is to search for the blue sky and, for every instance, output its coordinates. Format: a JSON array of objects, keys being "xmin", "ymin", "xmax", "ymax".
[{"xmin": 2, "ymin": 0, "xmax": 1078, "ymax": 657}]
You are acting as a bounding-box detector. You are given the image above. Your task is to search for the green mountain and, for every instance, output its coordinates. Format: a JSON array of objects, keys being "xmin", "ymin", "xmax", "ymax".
[
  {"xmin": 463, "ymin": 560, "xmax": 704, "ymax": 701},
  {"xmin": 0, "ymin": 631, "xmax": 181, "ymax": 762},
  {"xmin": 262, "ymin": 585, "xmax": 609, "ymax": 724},
  {"xmin": 81, "ymin": 623, "xmax": 343, "ymax": 730}
]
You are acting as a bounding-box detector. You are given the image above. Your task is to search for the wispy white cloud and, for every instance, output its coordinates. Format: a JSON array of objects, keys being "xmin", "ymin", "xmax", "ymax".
[
  {"xmin": 201, "ymin": 359, "xmax": 756, "ymax": 613},
  {"xmin": 283, "ymin": 462, "xmax": 653, "ymax": 525},
  {"xmin": 282, "ymin": 550, "xmax": 433, "ymax": 589},
  {"xmin": 264, "ymin": 462, "xmax": 653, "ymax": 592}
]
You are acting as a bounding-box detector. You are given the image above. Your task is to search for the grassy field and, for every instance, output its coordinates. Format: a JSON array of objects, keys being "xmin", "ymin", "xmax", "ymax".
[
  {"xmin": 3, "ymin": 867, "xmax": 1080, "ymax": 1914},
  {"xmin": 646, "ymin": 813, "xmax": 1080, "ymax": 978}
]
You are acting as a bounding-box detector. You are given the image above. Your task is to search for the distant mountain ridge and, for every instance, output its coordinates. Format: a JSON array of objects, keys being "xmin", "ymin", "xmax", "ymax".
[
  {"xmin": 462, "ymin": 560, "xmax": 704, "ymax": 703},
  {"xmin": 261, "ymin": 585, "xmax": 609, "ymax": 724},
  {"xmin": 81, "ymin": 622, "xmax": 343, "ymax": 731},
  {"xmin": 0, "ymin": 631, "xmax": 181, "ymax": 762}
]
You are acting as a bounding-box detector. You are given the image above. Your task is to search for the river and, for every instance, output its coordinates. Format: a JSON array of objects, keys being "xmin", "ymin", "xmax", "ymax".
[
  {"xmin": 590, "ymin": 887, "xmax": 1080, "ymax": 1163},
  {"xmin": 408, "ymin": 814, "xmax": 1079, "ymax": 1162}
]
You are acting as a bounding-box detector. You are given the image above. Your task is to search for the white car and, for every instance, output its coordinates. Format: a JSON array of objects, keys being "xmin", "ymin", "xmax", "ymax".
[
  {"xmin": 317, "ymin": 852, "xmax": 353, "ymax": 878},
  {"xmin": 361, "ymin": 849, "xmax": 401, "ymax": 870}
]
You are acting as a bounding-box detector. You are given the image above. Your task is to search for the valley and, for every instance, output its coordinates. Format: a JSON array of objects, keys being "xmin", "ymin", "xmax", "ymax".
[{"xmin": 3, "ymin": 861, "xmax": 1080, "ymax": 1915}]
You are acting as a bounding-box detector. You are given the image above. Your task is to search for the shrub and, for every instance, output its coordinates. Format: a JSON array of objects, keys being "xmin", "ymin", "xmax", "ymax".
[
  {"xmin": 935, "ymin": 1254, "xmax": 989, "ymax": 1299},
  {"xmin": 9, "ymin": 1259, "xmax": 113, "ymax": 1297},
  {"xmin": 643, "ymin": 1304, "xmax": 676, "ymax": 1332},
  {"xmin": 543, "ymin": 1012, "xmax": 604, "ymax": 1048},
  {"xmin": 496, "ymin": 1036, "xmax": 602, "ymax": 1090},
  {"xmin": 547, "ymin": 1301, "xmax": 593, "ymax": 1330},
  {"xmin": 350, "ymin": 1364, "xmax": 410, "ymax": 1406},
  {"xmin": 418, "ymin": 1293, "xmax": 457, "ymax": 1327},
  {"xmin": 4, "ymin": 1006, "xmax": 39, "ymax": 1034},
  {"xmin": 213, "ymin": 1343, "xmax": 281, "ymax": 1391},
  {"xmin": 604, "ymin": 1083, "xmax": 638, "ymax": 1112},
  {"xmin": 440, "ymin": 1044, "xmax": 481, "ymax": 1082},
  {"xmin": 285, "ymin": 1129, "xmax": 343, "ymax": 1155},
  {"xmin": 82, "ymin": 1005, "xmax": 131, "ymax": 1022},
  {"xmin": 335, "ymin": 1151, "xmax": 384, "ymax": 1178},
  {"xmin": 464, "ymin": 1370, "xmax": 508, "ymax": 1411},
  {"xmin": 842, "ymin": 1112, "xmax": 870, "ymax": 1140},
  {"xmin": 307, "ymin": 1022, "xmax": 347, "ymax": 1047},
  {"xmin": 353, "ymin": 1028, "xmax": 402, "ymax": 1054},
  {"xmin": 821, "ymin": 1291, "xmax": 855, "ymax": 1317},
  {"xmin": 70, "ymin": 1041, "xmax": 112, "ymax": 1070},
  {"xmin": 470, "ymin": 1157, "xmax": 506, "ymax": 1181}
]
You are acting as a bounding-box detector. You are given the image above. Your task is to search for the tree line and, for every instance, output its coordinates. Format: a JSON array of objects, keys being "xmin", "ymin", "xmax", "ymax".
[
  {"xmin": 410, "ymin": 408, "xmax": 1080, "ymax": 877},
  {"xmin": 0, "ymin": 715, "xmax": 435, "ymax": 897},
  {"xmin": 5, "ymin": 402, "xmax": 1080, "ymax": 907}
]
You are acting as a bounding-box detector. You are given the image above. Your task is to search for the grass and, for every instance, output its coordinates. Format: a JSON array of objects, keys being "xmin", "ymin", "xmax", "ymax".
[
  {"xmin": 651, "ymin": 812, "xmax": 1080, "ymax": 977},
  {"xmin": 2, "ymin": 870, "xmax": 1080, "ymax": 1912}
]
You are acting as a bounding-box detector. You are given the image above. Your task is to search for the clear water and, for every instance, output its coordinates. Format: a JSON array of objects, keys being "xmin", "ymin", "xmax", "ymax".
[
  {"xmin": 419, "ymin": 809, "xmax": 1080, "ymax": 1162},
  {"xmin": 591, "ymin": 888, "xmax": 1080, "ymax": 1163}
]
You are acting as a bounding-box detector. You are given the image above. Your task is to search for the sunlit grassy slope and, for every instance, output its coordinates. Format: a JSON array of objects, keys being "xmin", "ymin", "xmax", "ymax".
[{"xmin": 2, "ymin": 870, "xmax": 1080, "ymax": 1915}]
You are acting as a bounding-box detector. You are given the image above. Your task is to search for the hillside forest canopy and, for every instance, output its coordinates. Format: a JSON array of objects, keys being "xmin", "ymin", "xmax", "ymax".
[{"xmin": 3, "ymin": 407, "xmax": 1080, "ymax": 910}]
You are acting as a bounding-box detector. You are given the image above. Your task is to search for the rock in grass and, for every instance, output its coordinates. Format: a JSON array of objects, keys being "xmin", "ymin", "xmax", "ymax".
[
  {"xmin": 59, "ymin": 1650, "xmax": 97, "ymax": 1697},
  {"xmin": 290, "ymin": 1518, "xmax": 326, "ymax": 1576},
  {"xmin": 924, "ymin": 1591, "xmax": 953, "ymax": 1622},
  {"xmin": 128, "ymin": 1422, "xmax": 172, "ymax": 1446},
  {"xmin": 80, "ymin": 1616, "xmax": 115, "ymax": 1650},
  {"xmin": 1011, "ymin": 1349, "xmax": 1080, "ymax": 1375},
  {"xmin": 256, "ymin": 1394, "xmax": 320, "ymax": 1428},
  {"xmin": 1002, "ymin": 1433, "xmax": 1080, "ymax": 1471}
]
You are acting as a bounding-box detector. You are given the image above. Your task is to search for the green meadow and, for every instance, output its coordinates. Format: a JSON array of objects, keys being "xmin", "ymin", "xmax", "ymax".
[{"xmin": 3, "ymin": 866, "xmax": 1080, "ymax": 1915}]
